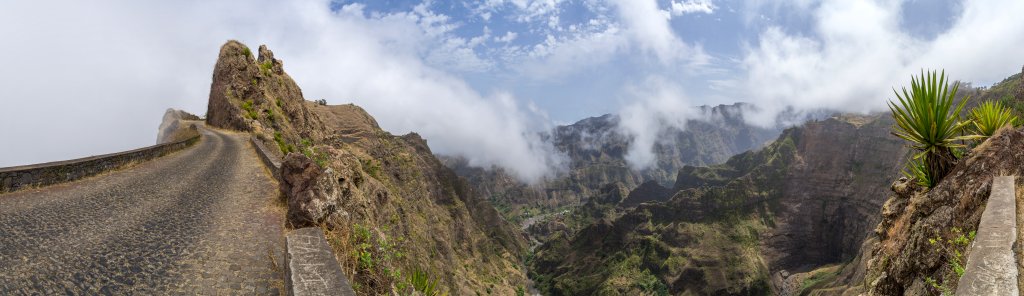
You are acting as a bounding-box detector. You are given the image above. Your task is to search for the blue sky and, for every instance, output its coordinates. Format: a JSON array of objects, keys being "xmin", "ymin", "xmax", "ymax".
[
  {"xmin": 323, "ymin": 0, "xmax": 964, "ymax": 123},
  {"xmin": 1, "ymin": 0, "xmax": 1022, "ymax": 181}
]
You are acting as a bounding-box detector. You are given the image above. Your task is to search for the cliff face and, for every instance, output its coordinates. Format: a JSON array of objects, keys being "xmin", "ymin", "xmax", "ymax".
[
  {"xmin": 529, "ymin": 114, "xmax": 907, "ymax": 295},
  {"xmin": 442, "ymin": 104, "xmax": 781, "ymax": 226},
  {"xmin": 764, "ymin": 115, "xmax": 906, "ymax": 272},
  {"xmin": 205, "ymin": 41, "xmax": 527, "ymax": 295}
]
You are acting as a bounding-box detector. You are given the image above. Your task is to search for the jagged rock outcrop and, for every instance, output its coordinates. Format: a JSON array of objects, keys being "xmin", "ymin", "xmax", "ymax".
[
  {"xmin": 205, "ymin": 40, "xmax": 324, "ymax": 150},
  {"xmin": 204, "ymin": 41, "xmax": 528, "ymax": 295},
  {"xmin": 280, "ymin": 153, "xmax": 352, "ymax": 228}
]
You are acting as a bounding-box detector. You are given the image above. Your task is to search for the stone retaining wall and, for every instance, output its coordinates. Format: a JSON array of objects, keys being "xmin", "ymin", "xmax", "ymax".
[
  {"xmin": 956, "ymin": 176, "xmax": 1018, "ymax": 295},
  {"xmin": 250, "ymin": 136, "xmax": 282, "ymax": 182},
  {"xmin": 285, "ymin": 227, "xmax": 357, "ymax": 296},
  {"xmin": 0, "ymin": 130, "xmax": 201, "ymax": 193}
]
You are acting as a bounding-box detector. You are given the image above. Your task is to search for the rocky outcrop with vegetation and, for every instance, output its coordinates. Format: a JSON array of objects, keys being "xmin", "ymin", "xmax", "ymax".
[{"xmin": 205, "ymin": 40, "xmax": 527, "ymax": 295}]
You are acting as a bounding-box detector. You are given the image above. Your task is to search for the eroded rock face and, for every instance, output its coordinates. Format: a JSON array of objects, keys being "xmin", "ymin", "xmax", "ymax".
[
  {"xmin": 206, "ymin": 40, "xmax": 258, "ymax": 131},
  {"xmin": 763, "ymin": 115, "xmax": 906, "ymax": 272},
  {"xmin": 281, "ymin": 153, "xmax": 334, "ymax": 227}
]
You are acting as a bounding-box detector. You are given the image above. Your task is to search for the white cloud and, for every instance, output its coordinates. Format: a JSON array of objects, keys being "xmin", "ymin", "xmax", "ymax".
[
  {"xmin": 738, "ymin": 0, "xmax": 1024, "ymax": 127},
  {"xmin": 617, "ymin": 78, "xmax": 700, "ymax": 168},
  {"xmin": 495, "ymin": 31, "xmax": 518, "ymax": 43},
  {"xmin": 670, "ymin": 0, "xmax": 716, "ymax": 15},
  {"xmin": 0, "ymin": 0, "xmax": 564, "ymax": 182},
  {"xmin": 608, "ymin": 0, "xmax": 690, "ymax": 64}
]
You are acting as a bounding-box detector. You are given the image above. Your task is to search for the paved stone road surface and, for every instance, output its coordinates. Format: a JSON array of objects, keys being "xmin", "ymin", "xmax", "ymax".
[{"xmin": 0, "ymin": 126, "xmax": 286, "ymax": 295}]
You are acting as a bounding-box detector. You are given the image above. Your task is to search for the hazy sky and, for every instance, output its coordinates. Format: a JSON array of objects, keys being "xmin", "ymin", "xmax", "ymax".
[{"xmin": 1, "ymin": 0, "xmax": 1022, "ymax": 181}]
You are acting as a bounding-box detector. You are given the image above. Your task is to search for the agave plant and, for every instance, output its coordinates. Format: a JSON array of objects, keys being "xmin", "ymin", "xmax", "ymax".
[
  {"xmin": 888, "ymin": 70, "xmax": 976, "ymax": 187},
  {"xmin": 969, "ymin": 101, "xmax": 1018, "ymax": 141}
]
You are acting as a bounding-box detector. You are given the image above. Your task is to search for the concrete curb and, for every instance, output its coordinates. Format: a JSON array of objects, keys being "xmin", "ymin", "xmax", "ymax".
[
  {"xmin": 0, "ymin": 130, "xmax": 201, "ymax": 193},
  {"xmin": 956, "ymin": 176, "xmax": 1018, "ymax": 295},
  {"xmin": 285, "ymin": 227, "xmax": 357, "ymax": 296}
]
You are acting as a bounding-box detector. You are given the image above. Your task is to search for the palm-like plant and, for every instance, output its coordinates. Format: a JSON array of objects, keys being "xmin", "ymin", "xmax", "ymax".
[
  {"xmin": 969, "ymin": 101, "xmax": 1018, "ymax": 141},
  {"xmin": 888, "ymin": 70, "xmax": 975, "ymax": 187}
]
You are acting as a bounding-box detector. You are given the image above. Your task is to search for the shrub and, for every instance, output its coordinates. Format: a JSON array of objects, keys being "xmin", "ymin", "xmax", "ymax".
[
  {"xmin": 273, "ymin": 132, "xmax": 295, "ymax": 154},
  {"xmin": 259, "ymin": 60, "xmax": 273, "ymax": 76},
  {"xmin": 924, "ymin": 228, "xmax": 975, "ymax": 295},
  {"xmin": 240, "ymin": 99, "xmax": 259, "ymax": 119},
  {"xmin": 968, "ymin": 101, "xmax": 1018, "ymax": 141},
  {"xmin": 888, "ymin": 69, "xmax": 976, "ymax": 187}
]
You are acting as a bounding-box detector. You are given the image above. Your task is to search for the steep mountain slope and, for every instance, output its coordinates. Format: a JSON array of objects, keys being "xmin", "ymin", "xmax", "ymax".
[
  {"xmin": 443, "ymin": 105, "xmax": 782, "ymax": 225},
  {"xmin": 529, "ymin": 114, "xmax": 907, "ymax": 295},
  {"xmin": 204, "ymin": 41, "xmax": 527, "ymax": 295}
]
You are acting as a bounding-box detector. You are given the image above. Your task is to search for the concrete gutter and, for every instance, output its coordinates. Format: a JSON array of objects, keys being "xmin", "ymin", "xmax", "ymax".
[
  {"xmin": 0, "ymin": 126, "xmax": 201, "ymax": 193},
  {"xmin": 285, "ymin": 227, "xmax": 357, "ymax": 296},
  {"xmin": 956, "ymin": 176, "xmax": 1018, "ymax": 295}
]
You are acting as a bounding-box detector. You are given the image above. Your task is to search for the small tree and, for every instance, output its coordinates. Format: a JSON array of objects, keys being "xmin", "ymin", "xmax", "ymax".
[{"xmin": 889, "ymin": 70, "xmax": 976, "ymax": 187}]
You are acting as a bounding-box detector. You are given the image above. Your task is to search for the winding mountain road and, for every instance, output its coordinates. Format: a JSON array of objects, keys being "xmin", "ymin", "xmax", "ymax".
[{"xmin": 0, "ymin": 126, "xmax": 286, "ymax": 295}]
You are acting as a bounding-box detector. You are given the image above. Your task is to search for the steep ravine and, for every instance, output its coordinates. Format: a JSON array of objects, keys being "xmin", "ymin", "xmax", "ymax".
[{"xmin": 528, "ymin": 114, "xmax": 907, "ymax": 295}]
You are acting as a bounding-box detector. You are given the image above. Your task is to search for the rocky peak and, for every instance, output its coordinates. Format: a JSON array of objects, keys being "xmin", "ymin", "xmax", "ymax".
[
  {"xmin": 206, "ymin": 40, "xmax": 259, "ymax": 131},
  {"xmin": 257, "ymin": 44, "xmax": 284, "ymax": 75},
  {"xmin": 205, "ymin": 40, "xmax": 325, "ymax": 157}
]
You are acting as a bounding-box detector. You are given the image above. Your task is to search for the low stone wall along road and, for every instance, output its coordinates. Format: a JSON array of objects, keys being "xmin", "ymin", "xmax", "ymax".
[{"xmin": 0, "ymin": 126, "xmax": 287, "ymax": 295}]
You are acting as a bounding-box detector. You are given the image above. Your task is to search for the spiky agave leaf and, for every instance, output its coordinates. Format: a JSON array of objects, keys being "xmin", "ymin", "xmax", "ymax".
[
  {"xmin": 969, "ymin": 101, "xmax": 1018, "ymax": 141},
  {"xmin": 901, "ymin": 156, "xmax": 933, "ymax": 188}
]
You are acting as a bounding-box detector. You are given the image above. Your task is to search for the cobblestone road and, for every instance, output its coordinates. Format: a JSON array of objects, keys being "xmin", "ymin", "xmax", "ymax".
[{"xmin": 0, "ymin": 127, "xmax": 286, "ymax": 295}]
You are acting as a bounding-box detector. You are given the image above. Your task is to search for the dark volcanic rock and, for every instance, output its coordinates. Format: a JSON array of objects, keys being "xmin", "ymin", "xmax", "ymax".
[{"xmin": 280, "ymin": 153, "xmax": 339, "ymax": 228}]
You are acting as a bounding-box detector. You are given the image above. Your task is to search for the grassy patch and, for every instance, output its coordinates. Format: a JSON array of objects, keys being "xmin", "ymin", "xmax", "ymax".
[
  {"xmin": 273, "ymin": 132, "xmax": 295, "ymax": 154},
  {"xmin": 241, "ymin": 99, "xmax": 259, "ymax": 119},
  {"xmin": 259, "ymin": 60, "xmax": 273, "ymax": 76}
]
